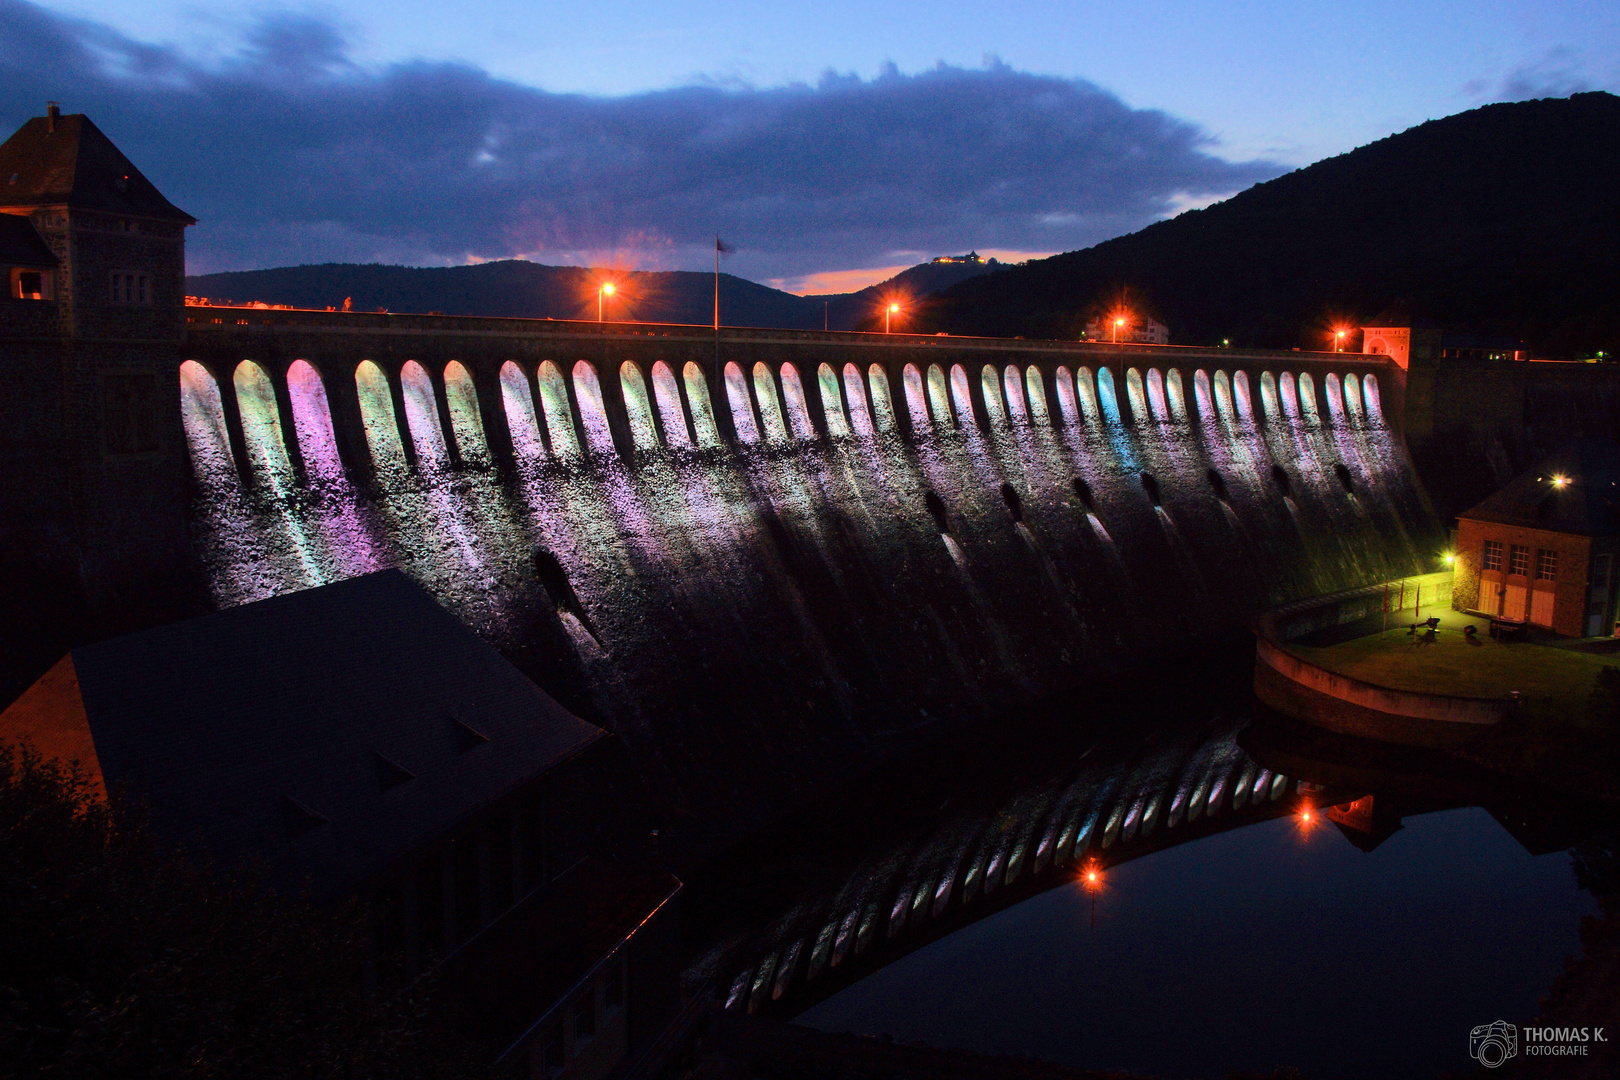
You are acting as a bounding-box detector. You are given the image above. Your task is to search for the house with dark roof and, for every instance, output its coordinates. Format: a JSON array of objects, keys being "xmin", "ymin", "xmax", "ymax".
[
  {"xmin": 0, "ymin": 569, "xmax": 681, "ymax": 1078},
  {"xmin": 1451, "ymin": 437, "xmax": 1620, "ymax": 636}
]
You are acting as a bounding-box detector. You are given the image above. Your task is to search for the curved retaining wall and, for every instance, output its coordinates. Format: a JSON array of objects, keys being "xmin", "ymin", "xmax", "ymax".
[{"xmin": 1253, "ymin": 628, "xmax": 1511, "ymax": 750}]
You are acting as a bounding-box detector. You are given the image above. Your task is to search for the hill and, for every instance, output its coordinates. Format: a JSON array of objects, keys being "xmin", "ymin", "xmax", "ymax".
[
  {"xmin": 185, "ymin": 256, "xmax": 1002, "ymax": 331},
  {"xmin": 925, "ymin": 92, "xmax": 1620, "ymax": 356}
]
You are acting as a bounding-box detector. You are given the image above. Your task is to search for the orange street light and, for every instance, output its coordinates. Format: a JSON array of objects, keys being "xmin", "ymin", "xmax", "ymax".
[
  {"xmin": 1334, "ymin": 328, "xmax": 1347, "ymax": 352},
  {"xmin": 1553, "ymin": 474, "xmax": 1570, "ymax": 488},
  {"xmin": 598, "ymin": 281, "xmax": 616, "ymax": 322},
  {"xmin": 885, "ymin": 302, "xmax": 901, "ymax": 334},
  {"xmin": 1113, "ymin": 316, "xmax": 1126, "ymax": 344}
]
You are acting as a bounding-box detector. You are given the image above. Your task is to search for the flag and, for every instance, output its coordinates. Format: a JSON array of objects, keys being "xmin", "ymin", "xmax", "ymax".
[{"xmin": 716, "ymin": 236, "xmax": 734, "ymax": 254}]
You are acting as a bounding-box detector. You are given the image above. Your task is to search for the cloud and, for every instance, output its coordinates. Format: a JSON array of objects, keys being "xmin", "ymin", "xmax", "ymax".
[
  {"xmin": 1464, "ymin": 47, "xmax": 1603, "ymax": 103},
  {"xmin": 0, "ymin": 0, "xmax": 1281, "ymax": 278}
]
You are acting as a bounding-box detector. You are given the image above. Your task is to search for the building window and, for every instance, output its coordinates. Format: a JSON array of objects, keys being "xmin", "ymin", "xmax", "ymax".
[
  {"xmin": 110, "ymin": 271, "xmax": 149, "ymax": 304},
  {"xmin": 1536, "ymin": 549, "xmax": 1558, "ymax": 582},
  {"xmin": 573, "ymin": 992, "xmax": 595, "ymax": 1042},
  {"xmin": 1482, "ymin": 540, "xmax": 1503, "ymax": 572},
  {"xmin": 1509, "ymin": 544, "xmax": 1530, "ymax": 576}
]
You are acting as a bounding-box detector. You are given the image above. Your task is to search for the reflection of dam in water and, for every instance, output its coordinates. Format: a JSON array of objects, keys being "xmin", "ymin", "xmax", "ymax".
[
  {"xmin": 177, "ymin": 317, "xmax": 1444, "ymax": 854},
  {"xmin": 696, "ymin": 715, "xmax": 1307, "ymax": 1019}
]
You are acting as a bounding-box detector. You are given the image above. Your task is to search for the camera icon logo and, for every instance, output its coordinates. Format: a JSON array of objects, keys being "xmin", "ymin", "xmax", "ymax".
[{"xmin": 1471, "ymin": 1021, "xmax": 1518, "ymax": 1068}]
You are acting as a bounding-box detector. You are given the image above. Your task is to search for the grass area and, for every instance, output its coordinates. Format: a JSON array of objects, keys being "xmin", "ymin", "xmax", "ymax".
[{"xmin": 1296, "ymin": 629, "xmax": 1620, "ymax": 727}]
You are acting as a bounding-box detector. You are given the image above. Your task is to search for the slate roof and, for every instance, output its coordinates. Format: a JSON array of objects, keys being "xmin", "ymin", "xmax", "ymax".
[
  {"xmin": 0, "ymin": 213, "xmax": 57, "ymax": 267},
  {"xmin": 0, "ymin": 113, "xmax": 195, "ymax": 223},
  {"xmin": 68, "ymin": 570, "xmax": 605, "ymax": 898},
  {"xmin": 1458, "ymin": 436, "xmax": 1620, "ymax": 536}
]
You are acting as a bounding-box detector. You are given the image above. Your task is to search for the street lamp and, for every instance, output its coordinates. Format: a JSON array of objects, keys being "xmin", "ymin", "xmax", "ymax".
[
  {"xmin": 1113, "ymin": 316, "xmax": 1125, "ymax": 344},
  {"xmin": 1334, "ymin": 328, "xmax": 1346, "ymax": 352},
  {"xmin": 598, "ymin": 281, "xmax": 616, "ymax": 322},
  {"xmin": 886, "ymin": 302, "xmax": 900, "ymax": 334}
]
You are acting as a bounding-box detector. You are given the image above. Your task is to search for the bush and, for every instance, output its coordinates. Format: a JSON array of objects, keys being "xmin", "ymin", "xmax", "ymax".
[{"xmin": 0, "ymin": 743, "xmax": 477, "ymax": 1079}]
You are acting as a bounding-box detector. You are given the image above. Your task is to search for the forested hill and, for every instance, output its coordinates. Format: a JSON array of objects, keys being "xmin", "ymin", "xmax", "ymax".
[
  {"xmin": 925, "ymin": 92, "xmax": 1620, "ymax": 356},
  {"xmin": 185, "ymin": 256, "xmax": 1002, "ymax": 332}
]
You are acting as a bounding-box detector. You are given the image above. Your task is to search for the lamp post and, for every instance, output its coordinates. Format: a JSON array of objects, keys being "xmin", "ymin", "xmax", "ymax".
[
  {"xmin": 886, "ymin": 302, "xmax": 900, "ymax": 334},
  {"xmin": 1113, "ymin": 317, "xmax": 1125, "ymax": 344},
  {"xmin": 1334, "ymin": 328, "xmax": 1346, "ymax": 352},
  {"xmin": 598, "ymin": 281, "xmax": 615, "ymax": 322}
]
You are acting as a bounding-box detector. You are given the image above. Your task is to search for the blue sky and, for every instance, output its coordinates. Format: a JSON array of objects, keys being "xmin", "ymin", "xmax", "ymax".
[{"xmin": 6, "ymin": 0, "xmax": 1616, "ymax": 288}]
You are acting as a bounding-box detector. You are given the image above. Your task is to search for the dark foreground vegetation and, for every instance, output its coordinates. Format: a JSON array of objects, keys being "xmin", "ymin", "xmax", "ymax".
[{"xmin": 0, "ymin": 745, "xmax": 475, "ymax": 1080}]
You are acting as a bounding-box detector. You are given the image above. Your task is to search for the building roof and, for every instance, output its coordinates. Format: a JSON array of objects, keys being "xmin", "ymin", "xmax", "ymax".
[
  {"xmin": 0, "ymin": 112, "xmax": 195, "ymax": 224},
  {"xmin": 37, "ymin": 570, "xmax": 604, "ymax": 897},
  {"xmin": 0, "ymin": 213, "xmax": 57, "ymax": 267},
  {"xmin": 1458, "ymin": 436, "xmax": 1620, "ymax": 536}
]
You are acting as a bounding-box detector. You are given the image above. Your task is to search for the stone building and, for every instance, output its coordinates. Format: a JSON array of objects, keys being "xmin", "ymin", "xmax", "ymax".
[
  {"xmin": 1083, "ymin": 313, "xmax": 1169, "ymax": 344},
  {"xmin": 1451, "ymin": 437, "xmax": 1620, "ymax": 637},
  {"xmin": 0, "ymin": 570, "xmax": 681, "ymax": 1077}
]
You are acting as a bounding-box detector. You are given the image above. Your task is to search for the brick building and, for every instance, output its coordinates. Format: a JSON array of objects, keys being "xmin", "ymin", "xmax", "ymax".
[{"xmin": 1451, "ymin": 437, "xmax": 1620, "ymax": 637}]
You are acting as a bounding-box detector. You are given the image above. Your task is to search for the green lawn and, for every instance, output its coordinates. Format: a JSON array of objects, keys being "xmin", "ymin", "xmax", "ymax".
[{"xmin": 1295, "ymin": 629, "xmax": 1620, "ymax": 726}]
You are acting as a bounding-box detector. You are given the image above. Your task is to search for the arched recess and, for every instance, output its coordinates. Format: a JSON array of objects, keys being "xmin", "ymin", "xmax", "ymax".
[
  {"xmin": 867, "ymin": 364, "xmax": 897, "ymax": 434},
  {"xmin": 572, "ymin": 361, "xmax": 616, "ymax": 455},
  {"xmin": 1214, "ymin": 370, "xmax": 1235, "ymax": 425},
  {"xmin": 1166, "ymin": 368, "xmax": 1188, "ymax": 424},
  {"xmin": 538, "ymin": 361, "xmax": 579, "ymax": 456},
  {"xmin": 753, "ymin": 362, "xmax": 789, "ymax": 443},
  {"xmin": 620, "ymin": 361, "xmax": 662, "ymax": 450},
  {"xmin": 949, "ymin": 364, "xmax": 974, "ymax": 427},
  {"xmin": 980, "ymin": 364, "xmax": 1007, "ymax": 427},
  {"xmin": 1125, "ymin": 367, "xmax": 1149, "ymax": 424},
  {"xmin": 355, "ymin": 360, "xmax": 408, "ymax": 475},
  {"xmin": 779, "ymin": 363, "xmax": 815, "ymax": 440},
  {"xmin": 1075, "ymin": 367, "xmax": 1101, "ymax": 426},
  {"xmin": 901, "ymin": 363, "xmax": 931, "ymax": 433},
  {"xmin": 500, "ymin": 361, "xmax": 545, "ymax": 460},
  {"xmin": 442, "ymin": 361, "xmax": 488, "ymax": 466},
  {"xmin": 1193, "ymin": 370, "xmax": 1213, "ymax": 424},
  {"xmin": 399, "ymin": 361, "xmax": 450, "ymax": 469},
  {"xmin": 1233, "ymin": 371, "xmax": 1256, "ymax": 425},
  {"xmin": 286, "ymin": 360, "xmax": 345, "ymax": 482},
  {"xmin": 1323, "ymin": 372, "xmax": 1345, "ymax": 426},
  {"xmin": 1024, "ymin": 366, "xmax": 1050, "ymax": 424},
  {"xmin": 1146, "ymin": 368, "xmax": 1169, "ymax": 423},
  {"xmin": 1342, "ymin": 372, "xmax": 1365, "ymax": 424},
  {"xmin": 1297, "ymin": 372, "xmax": 1321, "ymax": 426},
  {"xmin": 926, "ymin": 364, "xmax": 953, "ymax": 428},
  {"xmin": 1002, "ymin": 365, "xmax": 1027, "ymax": 423},
  {"xmin": 1054, "ymin": 367, "xmax": 1078, "ymax": 425},
  {"xmin": 1362, "ymin": 374, "xmax": 1383, "ymax": 423},
  {"xmin": 179, "ymin": 360, "xmax": 235, "ymax": 479},
  {"xmin": 234, "ymin": 360, "xmax": 295, "ymax": 490},
  {"xmin": 817, "ymin": 363, "xmax": 851, "ymax": 438},
  {"xmin": 683, "ymin": 362, "xmax": 722, "ymax": 447},
  {"xmin": 1259, "ymin": 371, "xmax": 1280, "ymax": 424},
  {"xmin": 1278, "ymin": 371, "xmax": 1301, "ymax": 421},
  {"xmin": 843, "ymin": 363, "xmax": 875, "ymax": 437},
  {"xmin": 650, "ymin": 361, "xmax": 691, "ymax": 448},
  {"xmin": 1096, "ymin": 367, "xmax": 1123, "ymax": 426},
  {"xmin": 723, "ymin": 362, "xmax": 760, "ymax": 443}
]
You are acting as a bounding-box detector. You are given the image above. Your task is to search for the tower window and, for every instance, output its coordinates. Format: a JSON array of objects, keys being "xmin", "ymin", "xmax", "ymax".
[
  {"xmin": 110, "ymin": 271, "xmax": 150, "ymax": 304},
  {"xmin": 12, "ymin": 269, "xmax": 50, "ymax": 300}
]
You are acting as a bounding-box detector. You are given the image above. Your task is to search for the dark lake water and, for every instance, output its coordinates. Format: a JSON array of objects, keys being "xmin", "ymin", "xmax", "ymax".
[{"xmin": 797, "ymin": 804, "xmax": 1595, "ymax": 1079}]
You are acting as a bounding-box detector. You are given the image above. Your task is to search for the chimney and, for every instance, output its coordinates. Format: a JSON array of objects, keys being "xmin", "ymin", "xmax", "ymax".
[{"xmin": 46, "ymin": 102, "xmax": 59, "ymax": 133}]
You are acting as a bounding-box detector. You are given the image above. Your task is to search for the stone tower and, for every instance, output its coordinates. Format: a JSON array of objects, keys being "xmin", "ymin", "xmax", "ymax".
[{"xmin": 0, "ymin": 105, "xmax": 201, "ymax": 697}]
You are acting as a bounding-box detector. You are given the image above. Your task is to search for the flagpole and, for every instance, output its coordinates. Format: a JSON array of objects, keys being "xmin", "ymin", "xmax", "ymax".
[{"xmin": 714, "ymin": 235, "xmax": 721, "ymax": 380}]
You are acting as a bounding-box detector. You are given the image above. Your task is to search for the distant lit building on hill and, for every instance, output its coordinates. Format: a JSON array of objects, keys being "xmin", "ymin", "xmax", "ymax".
[
  {"xmin": 1083, "ymin": 314, "xmax": 1169, "ymax": 345},
  {"xmin": 930, "ymin": 251, "xmax": 987, "ymax": 264},
  {"xmin": 1452, "ymin": 437, "xmax": 1620, "ymax": 637}
]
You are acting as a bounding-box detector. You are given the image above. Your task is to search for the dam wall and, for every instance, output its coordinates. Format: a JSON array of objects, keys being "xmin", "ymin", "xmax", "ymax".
[{"xmin": 162, "ymin": 311, "xmax": 1443, "ymax": 860}]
